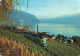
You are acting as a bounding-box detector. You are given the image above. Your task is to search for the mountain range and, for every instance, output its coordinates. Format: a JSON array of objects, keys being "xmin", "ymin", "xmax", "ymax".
[
  {"xmin": 8, "ymin": 10, "xmax": 40, "ymax": 25},
  {"xmin": 41, "ymin": 14, "xmax": 80, "ymax": 23}
]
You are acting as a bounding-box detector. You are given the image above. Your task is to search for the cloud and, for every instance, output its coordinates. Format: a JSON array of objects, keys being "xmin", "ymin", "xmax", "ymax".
[{"xmin": 78, "ymin": 0, "xmax": 80, "ymax": 2}]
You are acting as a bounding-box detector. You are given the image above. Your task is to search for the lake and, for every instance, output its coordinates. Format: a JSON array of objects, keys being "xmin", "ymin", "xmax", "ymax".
[{"xmin": 30, "ymin": 23, "xmax": 80, "ymax": 37}]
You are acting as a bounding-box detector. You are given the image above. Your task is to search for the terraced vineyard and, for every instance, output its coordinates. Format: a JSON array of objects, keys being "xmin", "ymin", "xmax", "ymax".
[
  {"xmin": 47, "ymin": 40, "xmax": 80, "ymax": 56},
  {"xmin": 0, "ymin": 36, "xmax": 35, "ymax": 56},
  {"xmin": 0, "ymin": 30, "xmax": 80, "ymax": 56},
  {"xmin": 0, "ymin": 30, "xmax": 54, "ymax": 56}
]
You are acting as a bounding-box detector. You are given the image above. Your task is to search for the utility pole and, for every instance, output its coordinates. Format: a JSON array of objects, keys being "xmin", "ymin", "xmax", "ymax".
[
  {"xmin": 37, "ymin": 25, "xmax": 38, "ymax": 38},
  {"xmin": 27, "ymin": 0, "xmax": 28, "ymax": 9},
  {"xmin": 37, "ymin": 25, "xmax": 38, "ymax": 34}
]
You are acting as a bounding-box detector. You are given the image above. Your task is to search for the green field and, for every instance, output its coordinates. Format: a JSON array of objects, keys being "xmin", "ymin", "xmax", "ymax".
[
  {"xmin": 0, "ymin": 30, "xmax": 52, "ymax": 56},
  {"xmin": 47, "ymin": 40, "xmax": 80, "ymax": 56},
  {"xmin": 0, "ymin": 30, "xmax": 80, "ymax": 56}
]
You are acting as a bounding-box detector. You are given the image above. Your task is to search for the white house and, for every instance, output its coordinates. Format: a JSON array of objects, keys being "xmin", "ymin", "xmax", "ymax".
[
  {"xmin": 17, "ymin": 25, "xmax": 23, "ymax": 29},
  {"xmin": 52, "ymin": 37, "xmax": 56, "ymax": 39},
  {"xmin": 70, "ymin": 39, "xmax": 73, "ymax": 43}
]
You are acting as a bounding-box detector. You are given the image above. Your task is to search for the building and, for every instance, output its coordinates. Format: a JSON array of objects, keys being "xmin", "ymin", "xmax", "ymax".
[
  {"xmin": 62, "ymin": 38, "xmax": 68, "ymax": 43},
  {"xmin": 70, "ymin": 39, "xmax": 74, "ymax": 43}
]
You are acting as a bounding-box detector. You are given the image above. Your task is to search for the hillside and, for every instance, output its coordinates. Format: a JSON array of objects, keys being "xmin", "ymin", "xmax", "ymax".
[
  {"xmin": 0, "ymin": 30, "xmax": 53, "ymax": 56},
  {"xmin": 0, "ymin": 36, "xmax": 35, "ymax": 56},
  {"xmin": 6, "ymin": 10, "xmax": 40, "ymax": 25},
  {"xmin": 0, "ymin": 30, "xmax": 80, "ymax": 56},
  {"xmin": 47, "ymin": 40, "xmax": 80, "ymax": 56}
]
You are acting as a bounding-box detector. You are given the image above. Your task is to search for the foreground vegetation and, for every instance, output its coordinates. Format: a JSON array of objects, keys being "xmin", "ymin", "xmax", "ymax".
[
  {"xmin": 0, "ymin": 30, "xmax": 52, "ymax": 56},
  {"xmin": 0, "ymin": 30, "xmax": 80, "ymax": 56},
  {"xmin": 0, "ymin": 36, "xmax": 34, "ymax": 56}
]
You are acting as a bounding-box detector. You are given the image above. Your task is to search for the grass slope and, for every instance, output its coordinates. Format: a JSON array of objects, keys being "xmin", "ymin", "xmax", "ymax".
[
  {"xmin": 47, "ymin": 40, "xmax": 80, "ymax": 56},
  {"xmin": 0, "ymin": 30, "xmax": 51, "ymax": 56},
  {"xmin": 0, "ymin": 30, "xmax": 80, "ymax": 56},
  {"xmin": 0, "ymin": 36, "xmax": 35, "ymax": 56}
]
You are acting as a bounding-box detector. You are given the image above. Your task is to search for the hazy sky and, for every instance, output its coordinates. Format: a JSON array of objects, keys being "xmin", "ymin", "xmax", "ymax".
[{"xmin": 15, "ymin": 0, "xmax": 80, "ymax": 20}]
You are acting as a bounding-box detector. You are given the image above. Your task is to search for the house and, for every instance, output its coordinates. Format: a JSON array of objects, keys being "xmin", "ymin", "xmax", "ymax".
[
  {"xmin": 16, "ymin": 25, "xmax": 21, "ymax": 29},
  {"xmin": 70, "ymin": 39, "xmax": 74, "ymax": 43},
  {"xmin": 48, "ymin": 37, "xmax": 54, "ymax": 42},
  {"xmin": 62, "ymin": 38, "xmax": 68, "ymax": 43},
  {"xmin": 52, "ymin": 36, "xmax": 56, "ymax": 39}
]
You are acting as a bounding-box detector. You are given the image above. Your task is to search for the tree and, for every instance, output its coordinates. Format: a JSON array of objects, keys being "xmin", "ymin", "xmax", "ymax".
[
  {"xmin": 0, "ymin": 0, "xmax": 29, "ymax": 17},
  {"xmin": 0, "ymin": 0, "xmax": 12, "ymax": 16},
  {"xmin": 72, "ymin": 36, "xmax": 80, "ymax": 44}
]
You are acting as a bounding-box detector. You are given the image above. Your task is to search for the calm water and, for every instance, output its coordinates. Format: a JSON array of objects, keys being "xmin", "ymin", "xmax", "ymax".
[{"xmin": 30, "ymin": 23, "xmax": 80, "ymax": 37}]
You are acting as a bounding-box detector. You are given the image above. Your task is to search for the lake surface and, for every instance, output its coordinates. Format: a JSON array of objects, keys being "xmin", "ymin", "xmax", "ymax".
[{"xmin": 30, "ymin": 23, "xmax": 80, "ymax": 37}]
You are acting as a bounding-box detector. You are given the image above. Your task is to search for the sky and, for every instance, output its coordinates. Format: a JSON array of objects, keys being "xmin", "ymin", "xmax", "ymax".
[
  {"xmin": 14, "ymin": 0, "xmax": 80, "ymax": 20},
  {"xmin": 0, "ymin": 0, "xmax": 1, "ymax": 3}
]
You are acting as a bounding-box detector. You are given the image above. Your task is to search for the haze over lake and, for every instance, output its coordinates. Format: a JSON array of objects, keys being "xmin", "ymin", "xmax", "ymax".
[{"xmin": 30, "ymin": 22, "xmax": 80, "ymax": 37}]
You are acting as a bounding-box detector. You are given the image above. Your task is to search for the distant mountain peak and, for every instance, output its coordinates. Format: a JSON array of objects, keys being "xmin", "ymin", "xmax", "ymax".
[
  {"xmin": 7, "ymin": 10, "xmax": 40, "ymax": 25},
  {"xmin": 42, "ymin": 13, "xmax": 80, "ymax": 23}
]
